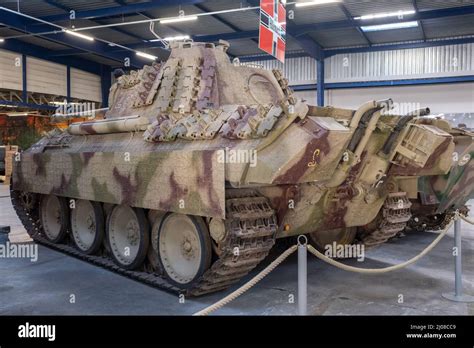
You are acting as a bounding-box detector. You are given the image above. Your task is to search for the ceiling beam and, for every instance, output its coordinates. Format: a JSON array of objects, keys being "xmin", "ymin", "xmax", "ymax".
[
  {"xmin": 324, "ymin": 36, "xmax": 474, "ymax": 57},
  {"xmin": 42, "ymin": 0, "xmax": 147, "ymax": 43},
  {"xmin": 236, "ymin": 36, "xmax": 474, "ymax": 61},
  {"xmin": 0, "ymin": 8, "xmax": 148, "ymax": 68},
  {"xmin": 292, "ymin": 5, "xmax": 474, "ymax": 36},
  {"xmin": 412, "ymin": 0, "xmax": 426, "ymax": 42},
  {"xmin": 41, "ymin": 0, "xmax": 205, "ymax": 22},
  {"xmin": 338, "ymin": 3, "xmax": 371, "ymax": 46},
  {"xmin": 107, "ymin": 4, "xmax": 473, "ymax": 55},
  {"xmin": 194, "ymin": 4, "xmax": 474, "ymax": 52},
  {"xmin": 194, "ymin": 3, "xmax": 261, "ymax": 46}
]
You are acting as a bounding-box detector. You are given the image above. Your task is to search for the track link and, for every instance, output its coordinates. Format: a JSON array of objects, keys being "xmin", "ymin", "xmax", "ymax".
[
  {"xmin": 359, "ymin": 192, "xmax": 412, "ymax": 248},
  {"xmin": 10, "ymin": 186, "xmax": 277, "ymax": 297}
]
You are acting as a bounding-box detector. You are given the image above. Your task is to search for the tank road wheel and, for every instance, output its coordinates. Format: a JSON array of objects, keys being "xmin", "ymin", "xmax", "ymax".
[
  {"xmin": 39, "ymin": 195, "xmax": 69, "ymax": 244},
  {"xmin": 158, "ymin": 213, "xmax": 212, "ymax": 289},
  {"xmin": 70, "ymin": 200, "xmax": 105, "ymax": 255},
  {"xmin": 107, "ymin": 205, "xmax": 149, "ymax": 270},
  {"xmin": 309, "ymin": 227, "xmax": 357, "ymax": 253}
]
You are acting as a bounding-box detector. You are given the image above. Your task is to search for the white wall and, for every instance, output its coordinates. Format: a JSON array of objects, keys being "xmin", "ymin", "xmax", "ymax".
[
  {"xmin": 27, "ymin": 57, "xmax": 67, "ymax": 96},
  {"xmin": 70, "ymin": 68, "xmax": 101, "ymax": 103},
  {"xmin": 295, "ymin": 82, "xmax": 474, "ymax": 114},
  {"xmin": 0, "ymin": 49, "xmax": 22, "ymax": 91},
  {"xmin": 249, "ymin": 43, "xmax": 474, "ymax": 85},
  {"xmin": 254, "ymin": 42, "xmax": 474, "ymax": 114},
  {"xmin": 0, "ymin": 49, "xmax": 101, "ymax": 103},
  {"xmin": 293, "ymin": 90, "xmax": 327, "ymax": 105}
]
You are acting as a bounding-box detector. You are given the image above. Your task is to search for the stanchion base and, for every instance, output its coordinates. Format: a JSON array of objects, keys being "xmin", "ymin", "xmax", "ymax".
[{"xmin": 442, "ymin": 292, "xmax": 474, "ymax": 303}]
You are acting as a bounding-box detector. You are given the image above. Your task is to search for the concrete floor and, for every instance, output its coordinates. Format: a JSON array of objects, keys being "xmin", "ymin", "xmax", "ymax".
[{"xmin": 0, "ymin": 184, "xmax": 473, "ymax": 315}]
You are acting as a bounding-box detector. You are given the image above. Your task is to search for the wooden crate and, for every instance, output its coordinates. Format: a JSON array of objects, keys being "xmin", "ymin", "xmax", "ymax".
[{"xmin": 3, "ymin": 145, "xmax": 18, "ymax": 185}]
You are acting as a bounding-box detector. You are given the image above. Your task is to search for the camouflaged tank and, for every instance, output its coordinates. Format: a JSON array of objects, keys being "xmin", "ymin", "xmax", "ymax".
[{"xmin": 11, "ymin": 41, "xmax": 474, "ymax": 296}]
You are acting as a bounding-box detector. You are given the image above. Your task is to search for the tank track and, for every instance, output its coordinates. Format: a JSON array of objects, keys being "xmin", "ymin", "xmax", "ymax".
[
  {"xmin": 189, "ymin": 190, "xmax": 277, "ymax": 296},
  {"xmin": 409, "ymin": 206, "xmax": 468, "ymax": 232},
  {"xmin": 408, "ymin": 213, "xmax": 451, "ymax": 232},
  {"xmin": 10, "ymin": 186, "xmax": 277, "ymax": 297},
  {"xmin": 359, "ymin": 192, "xmax": 412, "ymax": 248}
]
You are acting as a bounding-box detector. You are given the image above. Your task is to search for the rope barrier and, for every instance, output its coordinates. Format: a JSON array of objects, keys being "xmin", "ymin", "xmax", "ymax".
[
  {"xmin": 459, "ymin": 214, "xmax": 474, "ymax": 225},
  {"xmin": 307, "ymin": 221, "xmax": 452, "ymax": 274},
  {"xmin": 193, "ymin": 245, "xmax": 297, "ymax": 316},
  {"xmin": 194, "ymin": 212, "xmax": 471, "ymax": 315}
]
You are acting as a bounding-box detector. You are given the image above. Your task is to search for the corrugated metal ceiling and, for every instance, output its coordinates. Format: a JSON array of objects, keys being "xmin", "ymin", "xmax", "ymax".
[
  {"xmin": 343, "ymin": 0, "xmax": 415, "ymax": 17},
  {"xmin": 0, "ymin": 1, "xmax": 473, "ymax": 59},
  {"xmin": 310, "ymin": 27, "xmax": 369, "ymax": 47}
]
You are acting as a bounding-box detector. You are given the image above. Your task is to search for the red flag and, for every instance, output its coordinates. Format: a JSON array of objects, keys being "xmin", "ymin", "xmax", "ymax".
[{"xmin": 258, "ymin": 0, "xmax": 286, "ymax": 63}]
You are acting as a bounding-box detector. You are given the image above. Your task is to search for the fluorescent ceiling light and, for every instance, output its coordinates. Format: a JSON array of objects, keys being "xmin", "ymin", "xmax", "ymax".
[
  {"xmin": 295, "ymin": 0, "xmax": 340, "ymax": 7},
  {"xmin": 49, "ymin": 101, "xmax": 81, "ymax": 105},
  {"xmin": 160, "ymin": 15, "xmax": 198, "ymax": 24},
  {"xmin": 7, "ymin": 112, "xmax": 29, "ymax": 117},
  {"xmin": 64, "ymin": 30, "xmax": 94, "ymax": 41},
  {"xmin": 163, "ymin": 35, "xmax": 190, "ymax": 41},
  {"xmin": 136, "ymin": 51, "xmax": 158, "ymax": 60},
  {"xmin": 355, "ymin": 10, "xmax": 415, "ymax": 20},
  {"xmin": 361, "ymin": 21, "xmax": 418, "ymax": 32}
]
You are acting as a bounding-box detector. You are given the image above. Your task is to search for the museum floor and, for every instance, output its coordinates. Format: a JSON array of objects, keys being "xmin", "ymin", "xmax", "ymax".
[{"xmin": 1, "ymin": 185, "xmax": 473, "ymax": 315}]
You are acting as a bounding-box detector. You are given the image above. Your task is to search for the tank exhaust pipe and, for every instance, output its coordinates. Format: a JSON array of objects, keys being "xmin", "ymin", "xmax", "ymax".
[{"xmin": 407, "ymin": 107, "xmax": 430, "ymax": 117}]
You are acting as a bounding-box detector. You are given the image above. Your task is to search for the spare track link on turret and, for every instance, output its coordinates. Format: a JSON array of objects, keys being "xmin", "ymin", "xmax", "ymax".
[{"xmin": 10, "ymin": 186, "xmax": 277, "ymax": 297}]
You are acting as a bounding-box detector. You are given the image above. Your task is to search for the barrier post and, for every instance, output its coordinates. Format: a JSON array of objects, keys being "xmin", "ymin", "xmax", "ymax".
[
  {"xmin": 297, "ymin": 235, "xmax": 308, "ymax": 315},
  {"xmin": 0, "ymin": 225, "xmax": 10, "ymax": 244},
  {"xmin": 442, "ymin": 217, "xmax": 474, "ymax": 303}
]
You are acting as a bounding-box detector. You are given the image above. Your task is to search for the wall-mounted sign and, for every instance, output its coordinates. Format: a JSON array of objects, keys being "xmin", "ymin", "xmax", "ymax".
[{"xmin": 258, "ymin": 0, "xmax": 286, "ymax": 63}]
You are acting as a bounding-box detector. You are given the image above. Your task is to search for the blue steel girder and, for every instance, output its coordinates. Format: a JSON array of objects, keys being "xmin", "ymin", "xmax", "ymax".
[
  {"xmin": 41, "ymin": 0, "xmax": 205, "ymax": 22},
  {"xmin": 194, "ymin": 3, "xmax": 260, "ymax": 46},
  {"xmin": 0, "ymin": 8, "xmax": 146, "ymax": 68},
  {"xmin": 324, "ymin": 37, "xmax": 474, "ymax": 57},
  {"xmin": 290, "ymin": 75, "xmax": 474, "ymax": 91},
  {"xmin": 113, "ymin": 4, "xmax": 474, "ymax": 52},
  {"xmin": 41, "ymin": 0, "xmax": 170, "ymax": 57},
  {"xmin": 338, "ymin": 3, "xmax": 371, "ymax": 46},
  {"xmin": 412, "ymin": 0, "xmax": 426, "ymax": 41},
  {"xmin": 0, "ymin": 100, "xmax": 58, "ymax": 111},
  {"xmin": 47, "ymin": 31, "xmax": 258, "ymax": 56},
  {"xmin": 164, "ymin": 5, "xmax": 474, "ymax": 43},
  {"xmin": 42, "ymin": 0, "xmax": 148, "ymax": 46},
  {"xmin": 317, "ymin": 59, "xmax": 324, "ymax": 106},
  {"xmin": 292, "ymin": 5, "xmax": 474, "ymax": 36},
  {"xmin": 236, "ymin": 36, "xmax": 474, "ymax": 61},
  {"xmin": 21, "ymin": 54, "xmax": 27, "ymax": 102}
]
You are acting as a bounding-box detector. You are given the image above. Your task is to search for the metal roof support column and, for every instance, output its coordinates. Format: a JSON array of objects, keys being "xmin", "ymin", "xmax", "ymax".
[
  {"xmin": 101, "ymin": 65, "xmax": 112, "ymax": 108},
  {"xmin": 66, "ymin": 65, "xmax": 71, "ymax": 103},
  {"xmin": 317, "ymin": 58, "xmax": 324, "ymax": 106},
  {"xmin": 21, "ymin": 54, "xmax": 27, "ymax": 103}
]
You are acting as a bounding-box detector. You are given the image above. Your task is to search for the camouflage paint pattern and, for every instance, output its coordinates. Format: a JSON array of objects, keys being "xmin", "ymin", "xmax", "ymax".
[
  {"xmin": 418, "ymin": 127, "xmax": 474, "ymax": 212},
  {"xmin": 12, "ymin": 41, "xmax": 474, "ymax": 240},
  {"xmin": 14, "ymin": 150, "xmax": 225, "ymax": 218}
]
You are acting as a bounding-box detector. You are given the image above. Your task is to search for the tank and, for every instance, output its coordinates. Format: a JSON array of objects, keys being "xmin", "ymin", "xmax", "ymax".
[{"xmin": 10, "ymin": 41, "xmax": 474, "ymax": 296}]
